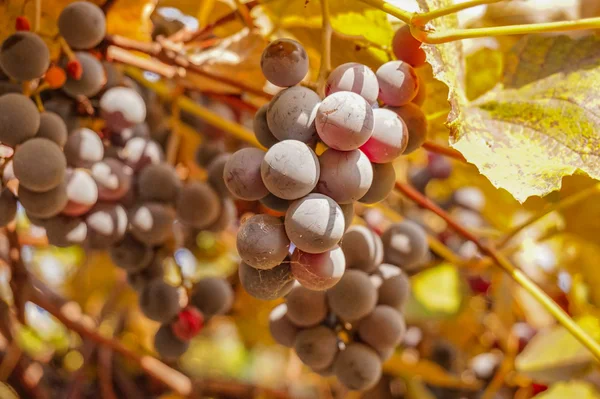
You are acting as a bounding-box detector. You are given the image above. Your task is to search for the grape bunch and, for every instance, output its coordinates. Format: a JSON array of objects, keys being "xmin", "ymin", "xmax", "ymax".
[{"xmin": 269, "ymin": 222, "xmax": 427, "ymax": 391}]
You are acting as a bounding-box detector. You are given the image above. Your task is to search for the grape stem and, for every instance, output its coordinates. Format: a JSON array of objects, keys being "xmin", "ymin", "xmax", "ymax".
[
  {"xmin": 421, "ymin": 141, "xmax": 466, "ymax": 162},
  {"xmin": 34, "ymin": 0, "xmax": 41, "ymax": 32},
  {"xmin": 317, "ymin": 0, "xmax": 333, "ymax": 97},
  {"xmin": 395, "ymin": 181, "xmax": 600, "ymax": 361},
  {"xmin": 410, "ymin": 0, "xmax": 504, "ymax": 25},
  {"xmin": 166, "ymin": 86, "xmax": 185, "ymax": 166}
]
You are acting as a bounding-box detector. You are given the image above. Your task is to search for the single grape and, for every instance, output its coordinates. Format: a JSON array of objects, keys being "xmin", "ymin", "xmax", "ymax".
[
  {"xmin": 317, "ymin": 149, "xmax": 373, "ymax": 204},
  {"xmin": 91, "ymin": 158, "xmax": 133, "ymax": 201},
  {"xmin": 0, "ymin": 82, "xmax": 21, "ymax": 96},
  {"xmin": 62, "ymin": 52, "xmax": 106, "ymax": 98},
  {"xmin": 44, "ymin": 216, "xmax": 88, "ymax": 247},
  {"xmin": 85, "ymin": 203, "xmax": 128, "ymax": 249},
  {"xmin": 0, "ymin": 93, "xmax": 40, "ymax": 147},
  {"xmin": 237, "ymin": 214, "xmax": 290, "ymax": 270},
  {"xmin": 452, "ymin": 186, "xmax": 485, "ymax": 212},
  {"xmin": 381, "ymin": 221, "xmax": 429, "ymax": 271},
  {"xmin": 0, "ymin": 32, "xmax": 50, "ymax": 81},
  {"xmin": 286, "ymin": 285, "xmax": 328, "ymax": 327},
  {"xmin": 109, "ymin": 233, "xmax": 153, "ymax": 272},
  {"xmin": 139, "ymin": 279, "xmax": 181, "ymax": 323},
  {"xmin": 407, "ymin": 167, "xmax": 431, "ymax": 194},
  {"xmin": 385, "ymin": 103, "xmax": 427, "ymax": 154},
  {"xmin": 253, "ymin": 104, "xmax": 279, "ymax": 148},
  {"xmin": 327, "ymin": 269, "xmax": 377, "ymax": 322},
  {"xmin": 358, "ymin": 305, "xmax": 406, "ymax": 359},
  {"xmin": 0, "ymin": 188, "xmax": 17, "ymax": 227},
  {"xmin": 325, "ymin": 62, "xmax": 379, "ymax": 104},
  {"xmin": 266, "ymin": 87, "xmax": 320, "ymax": 144},
  {"xmin": 294, "ymin": 326, "xmax": 339, "ymax": 370},
  {"xmin": 189, "ymin": 277, "xmax": 234, "ymax": 318},
  {"xmin": 340, "ymin": 202, "xmax": 354, "ymax": 232},
  {"xmin": 340, "ymin": 225, "xmax": 383, "ymax": 273},
  {"xmin": 370, "ymin": 264, "xmax": 411, "ymax": 309},
  {"xmin": 18, "ymin": 181, "xmax": 68, "ymax": 219},
  {"xmin": 101, "ymin": 61, "xmax": 125, "ymax": 92},
  {"xmin": 14, "ymin": 138, "xmax": 66, "ymax": 192},
  {"xmin": 205, "ymin": 198, "xmax": 236, "ymax": 233},
  {"xmin": 127, "ymin": 257, "xmax": 165, "ymax": 292},
  {"xmin": 224, "ymin": 148, "xmax": 268, "ymax": 201},
  {"xmin": 100, "ymin": 87, "xmax": 147, "ymax": 132},
  {"xmin": 291, "ymin": 246, "xmax": 345, "ymax": 291},
  {"xmin": 176, "ymin": 181, "xmax": 221, "ymax": 229},
  {"xmin": 359, "ymin": 162, "xmax": 396, "ymax": 205},
  {"xmin": 58, "ymin": 2, "xmax": 106, "ymax": 50},
  {"xmin": 195, "ymin": 140, "xmax": 225, "ymax": 168},
  {"xmin": 138, "ymin": 163, "xmax": 182, "ymax": 204},
  {"xmin": 36, "ymin": 112, "xmax": 68, "ymax": 147},
  {"xmin": 154, "ymin": 324, "xmax": 189, "ymax": 359},
  {"xmin": 376, "ymin": 61, "xmax": 419, "ymax": 106},
  {"xmin": 238, "ymin": 261, "xmax": 294, "ymax": 300},
  {"xmin": 120, "ymin": 137, "xmax": 164, "ymax": 171},
  {"xmin": 334, "ymin": 343, "xmax": 382, "ymax": 391},
  {"xmin": 64, "ymin": 128, "xmax": 104, "ymax": 168},
  {"xmin": 130, "ymin": 202, "xmax": 176, "ymax": 245},
  {"xmin": 62, "ymin": 169, "xmax": 98, "ymax": 216},
  {"xmin": 43, "ymin": 95, "xmax": 80, "ymax": 132},
  {"xmin": 360, "ymin": 108, "xmax": 408, "ymax": 163},
  {"xmin": 470, "ymin": 352, "xmax": 502, "ymax": 381},
  {"xmin": 285, "ymin": 193, "xmax": 345, "ymax": 254},
  {"xmin": 412, "ymin": 74, "xmax": 427, "ymax": 106},
  {"xmin": 427, "ymin": 153, "xmax": 452, "ymax": 179},
  {"xmin": 392, "ymin": 25, "xmax": 426, "ymax": 67},
  {"xmin": 260, "ymin": 193, "xmax": 290, "ymax": 213},
  {"xmin": 206, "ymin": 153, "xmax": 229, "ymax": 197},
  {"xmin": 269, "ymin": 304, "xmax": 298, "ymax": 348},
  {"xmin": 171, "ymin": 306, "xmax": 204, "ymax": 341},
  {"xmin": 315, "ymin": 91, "xmax": 374, "ymax": 151},
  {"xmin": 261, "ymin": 140, "xmax": 320, "ymax": 200},
  {"xmin": 260, "ymin": 39, "xmax": 309, "ymax": 87}
]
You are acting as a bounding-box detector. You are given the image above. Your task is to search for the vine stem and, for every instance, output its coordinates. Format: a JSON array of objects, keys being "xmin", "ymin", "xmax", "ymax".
[
  {"xmin": 395, "ymin": 181, "xmax": 600, "ymax": 361},
  {"xmin": 355, "ymin": 0, "xmax": 412, "ymax": 23},
  {"xmin": 411, "ymin": 0, "xmax": 504, "ymax": 25},
  {"xmin": 421, "ymin": 141, "xmax": 466, "ymax": 162},
  {"xmin": 34, "ymin": 0, "xmax": 41, "ymax": 33},
  {"xmin": 317, "ymin": 0, "xmax": 333, "ymax": 97}
]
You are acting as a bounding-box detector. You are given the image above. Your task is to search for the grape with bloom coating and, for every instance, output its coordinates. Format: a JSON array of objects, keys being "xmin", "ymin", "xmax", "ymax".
[
  {"xmin": 285, "ymin": 193, "xmax": 345, "ymax": 254},
  {"xmin": 190, "ymin": 277, "xmax": 234, "ymax": 318},
  {"xmin": 0, "ymin": 32, "xmax": 50, "ymax": 81},
  {"xmin": 325, "ymin": 62, "xmax": 379, "ymax": 104},
  {"xmin": 62, "ymin": 169, "xmax": 98, "ymax": 216},
  {"xmin": 370, "ymin": 264, "xmax": 411, "ymax": 309},
  {"xmin": 127, "ymin": 257, "xmax": 164, "ymax": 292},
  {"xmin": 109, "ymin": 233, "xmax": 153, "ymax": 272},
  {"xmin": 360, "ymin": 108, "xmax": 408, "ymax": 163},
  {"xmin": 224, "ymin": 148, "xmax": 268, "ymax": 201},
  {"xmin": 18, "ymin": 181, "xmax": 68, "ymax": 219},
  {"xmin": 140, "ymin": 279, "xmax": 180, "ymax": 322},
  {"xmin": 316, "ymin": 91, "xmax": 374, "ymax": 151},
  {"xmin": 359, "ymin": 163, "xmax": 396, "ymax": 205},
  {"xmin": 206, "ymin": 153, "xmax": 230, "ymax": 197},
  {"xmin": 392, "ymin": 25, "xmax": 426, "ymax": 67},
  {"xmin": 0, "ymin": 188, "xmax": 17, "ymax": 227},
  {"xmin": 334, "ymin": 343, "xmax": 382, "ymax": 391},
  {"xmin": 120, "ymin": 137, "xmax": 164, "ymax": 171},
  {"xmin": 176, "ymin": 182, "xmax": 221, "ymax": 229},
  {"xmin": 327, "ymin": 270, "xmax": 377, "ymax": 322},
  {"xmin": 340, "ymin": 225, "xmax": 383, "ymax": 273},
  {"xmin": 100, "ymin": 87, "xmax": 147, "ymax": 132},
  {"xmin": 266, "ymin": 87, "xmax": 320, "ymax": 144},
  {"xmin": 0, "ymin": 93, "xmax": 40, "ymax": 147},
  {"xmin": 286, "ymin": 285, "xmax": 328, "ymax": 327},
  {"xmin": 385, "ymin": 103, "xmax": 427, "ymax": 154},
  {"xmin": 154, "ymin": 324, "xmax": 189, "ymax": 359},
  {"xmin": 58, "ymin": 2, "xmax": 106, "ymax": 50},
  {"xmin": 340, "ymin": 203, "xmax": 354, "ymax": 232},
  {"xmin": 44, "ymin": 216, "xmax": 88, "ymax": 247},
  {"xmin": 291, "ymin": 246, "xmax": 345, "ymax": 291},
  {"xmin": 63, "ymin": 52, "xmax": 106, "ymax": 98},
  {"xmin": 317, "ymin": 149, "xmax": 373, "ymax": 204},
  {"xmin": 260, "ymin": 193, "xmax": 290, "ymax": 213},
  {"xmin": 64, "ymin": 128, "xmax": 104, "ymax": 168},
  {"xmin": 14, "ymin": 138, "xmax": 66, "ymax": 193},
  {"xmin": 195, "ymin": 140, "xmax": 225, "ymax": 168},
  {"xmin": 253, "ymin": 104, "xmax": 279, "ymax": 148},
  {"xmin": 376, "ymin": 61, "xmax": 419, "ymax": 106},
  {"xmin": 91, "ymin": 158, "xmax": 133, "ymax": 201},
  {"xmin": 269, "ymin": 304, "xmax": 298, "ymax": 348},
  {"xmin": 206, "ymin": 198, "xmax": 236, "ymax": 233},
  {"xmin": 130, "ymin": 202, "xmax": 176, "ymax": 245},
  {"xmin": 294, "ymin": 326, "xmax": 339, "ymax": 370},
  {"xmin": 36, "ymin": 112, "xmax": 68, "ymax": 147},
  {"xmin": 381, "ymin": 221, "xmax": 429, "ymax": 271},
  {"xmin": 85, "ymin": 203, "xmax": 128, "ymax": 249},
  {"xmin": 358, "ymin": 305, "xmax": 406, "ymax": 359},
  {"xmin": 261, "ymin": 39, "xmax": 309, "ymax": 87},
  {"xmin": 238, "ymin": 261, "xmax": 294, "ymax": 300},
  {"xmin": 237, "ymin": 214, "xmax": 290, "ymax": 270},
  {"xmin": 138, "ymin": 163, "xmax": 182, "ymax": 204},
  {"xmin": 261, "ymin": 140, "xmax": 320, "ymax": 200}
]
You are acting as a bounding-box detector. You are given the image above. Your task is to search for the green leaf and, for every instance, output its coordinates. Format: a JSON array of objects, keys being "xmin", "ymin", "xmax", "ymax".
[
  {"xmin": 410, "ymin": 263, "xmax": 463, "ymax": 316},
  {"xmin": 537, "ymin": 381, "xmax": 600, "ymax": 399}
]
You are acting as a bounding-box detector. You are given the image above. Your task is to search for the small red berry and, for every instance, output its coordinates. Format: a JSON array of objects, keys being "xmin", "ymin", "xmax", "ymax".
[
  {"xmin": 468, "ymin": 275, "xmax": 491, "ymax": 295},
  {"xmin": 66, "ymin": 60, "xmax": 83, "ymax": 80},
  {"xmin": 532, "ymin": 383, "xmax": 548, "ymax": 395},
  {"xmin": 15, "ymin": 16, "xmax": 31, "ymax": 31},
  {"xmin": 172, "ymin": 307, "xmax": 204, "ymax": 341}
]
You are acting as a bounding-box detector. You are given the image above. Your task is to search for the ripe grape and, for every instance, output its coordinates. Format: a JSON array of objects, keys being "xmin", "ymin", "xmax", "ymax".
[
  {"xmin": 236, "ymin": 214, "xmax": 289, "ymax": 270},
  {"xmin": 91, "ymin": 158, "xmax": 133, "ymax": 201},
  {"xmin": 315, "ymin": 91, "xmax": 374, "ymax": 151},
  {"xmin": 371, "ymin": 264, "xmax": 411, "ymax": 309},
  {"xmin": 36, "ymin": 112, "xmax": 68, "ymax": 147},
  {"xmin": 0, "ymin": 32, "xmax": 49, "ymax": 81},
  {"xmin": 172, "ymin": 306, "xmax": 204, "ymax": 341},
  {"xmin": 427, "ymin": 153, "xmax": 452, "ymax": 179},
  {"xmin": 206, "ymin": 198, "xmax": 236, "ymax": 233},
  {"xmin": 294, "ymin": 326, "xmax": 339, "ymax": 370},
  {"xmin": 43, "ymin": 95, "xmax": 80, "ymax": 132},
  {"xmin": 120, "ymin": 137, "xmax": 164, "ymax": 171},
  {"xmin": 334, "ymin": 343, "xmax": 382, "ymax": 391},
  {"xmin": 0, "ymin": 188, "xmax": 17, "ymax": 227},
  {"xmin": 195, "ymin": 140, "xmax": 225, "ymax": 168},
  {"xmin": 44, "ymin": 216, "xmax": 88, "ymax": 247},
  {"xmin": 58, "ymin": 2, "xmax": 106, "ymax": 50},
  {"xmin": 392, "ymin": 25, "xmax": 426, "ymax": 67},
  {"xmin": 176, "ymin": 182, "xmax": 221, "ymax": 229},
  {"xmin": 253, "ymin": 104, "xmax": 279, "ymax": 148},
  {"xmin": 154, "ymin": 324, "xmax": 189, "ymax": 359},
  {"xmin": 407, "ymin": 167, "xmax": 431, "ymax": 193},
  {"xmin": 139, "ymin": 279, "xmax": 180, "ymax": 322},
  {"xmin": 62, "ymin": 169, "xmax": 98, "ymax": 216},
  {"xmin": 0, "ymin": 82, "xmax": 21, "ymax": 96},
  {"xmin": 317, "ymin": 149, "xmax": 373, "ymax": 204},
  {"xmin": 100, "ymin": 87, "xmax": 147, "ymax": 133},
  {"xmin": 138, "ymin": 163, "xmax": 182, "ymax": 204},
  {"xmin": 327, "ymin": 270, "xmax": 377, "ymax": 322},
  {"xmin": 340, "ymin": 225, "xmax": 383, "ymax": 273},
  {"xmin": 269, "ymin": 304, "xmax": 298, "ymax": 348},
  {"xmin": 286, "ymin": 285, "xmax": 328, "ymax": 327},
  {"xmin": 261, "ymin": 140, "xmax": 319, "ymax": 200},
  {"xmin": 18, "ymin": 181, "xmax": 68, "ymax": 219},
  {"xmin": 130, "ymin": 202, "xmax": 176, "ymax": 245},
  {"xmin": 109, "ymin": 233, "xmax": 153, "ymax": 272},
  {"xmin": 14, "ymin": 138, "xmax": 66, "ymax": 192},
  {"xmin": 224, "ymin": 148, "xmax": 268, "ymax": 201},
  {"xmin": 358, "ymin": 305, "xmax": 406, "ymax": 359},
  {"xmin": 62, "ymin": 52, "xmax": 106, "ymax": 98},
  {"xmin": 260, "ymin": 39, "xmax": 309, "ymax": 87},
  {"xmin": 412, "ymin": 75, "xmax": 427, "ymax": 106},
  {"xmin": 381, "ymin": 221, "xmax": 429, "ymax": 271},
  {"xmin": 206, "ymin": 153, "xmax": 229, "ymax": 197},
  {"xmin": 325, "ymin": 62, "xmax": 379, "ymax": 104},
  {"xmin": 452, "ymin": 186, "xmax": 485, "ymax": 212},
  {"xmin": 470, "ymin": 352, "xmax": 501, "ymax": 380},
  {"xmin": 238, "ymin": 261, "xmax": 294, "ymax": 300},
  {"xmin": 85, "ymin": 203, "xmax": 128, "ymax": 249},
  {"xmin": 260, "ymin": 193, "xmax": 290, "ymax": 213},
  {"xmin": 376, "ymin": 61, "xmax": 419, "ymax": 106},
  {"xmin": 64, "ymin": 128, "xmax": 104, "ymax": 168},
  {"xmin": 386, "ymin": 103, "xmax": 427, "ymax": 154},
  {"xmin": 285, "ymin": 193, "xmax": 345, "ymax": 254},
  {"xmin": 340, "ymin": 203, "xmax": 354, "ymax": 231},
  {"xmin": 291, "ymin": 246, "xmax": 345, "ymax": 291},
  {"xmin": 359, "ymin": 163, "xmax": 396, "ymax": 205},
  {"xmin": 266, "ymin": 87, "xmax": 320, "ymax": 144},
  {"xmin": 360, "ymin": 108, "xmax": 408, "ymax": 163},
  {"xmin": 127, "ymin": 257, "xmax": 164, "ymax": 292},
  {"xmin": 0, "ymin": 93, "xmax": 40, "ymax": 147},
  {"xmin": 190, "ymin": 277, "xmax": 234, "ymax": 318}
]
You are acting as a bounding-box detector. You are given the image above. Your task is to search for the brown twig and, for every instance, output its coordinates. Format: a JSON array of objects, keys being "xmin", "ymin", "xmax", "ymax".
[
  {"xmin": 98, "ymin": 347, "xmax": 117, "ymax": 399},
  {"xmin": 5, "ymin": 228, "xmax": 32, "ymax": 324},
  {"xmin": 422, "ymin": 141, "xmax": 467, "ymax": 162}
]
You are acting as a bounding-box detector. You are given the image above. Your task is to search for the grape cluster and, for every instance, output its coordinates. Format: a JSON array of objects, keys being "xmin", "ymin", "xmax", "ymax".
[{"xmin": 269, "ymin": 222, "xmax": 427, "ymax": 391}]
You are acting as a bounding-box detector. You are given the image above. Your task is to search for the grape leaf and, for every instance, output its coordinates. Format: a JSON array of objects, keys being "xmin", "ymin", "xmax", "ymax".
[
  {"xmin": 408, "ymin": 263, "xmax": 463, "ymax": 317},
  {"xmin": 536, "ymin": 381, "xmax": 600, "ymax": 399}
]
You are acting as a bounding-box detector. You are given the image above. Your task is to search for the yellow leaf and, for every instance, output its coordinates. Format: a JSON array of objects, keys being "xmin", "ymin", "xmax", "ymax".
[
  {"xmin": 537, "ymin": 381, "xmax": 600, "ymax": 399},
  {"xmin": 411, "ymin": 263, "xmax": 463, "ymax": 315},
  {"xmin": 465, "ymin": 47, "xmax": 503, "ymax": 101}
]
